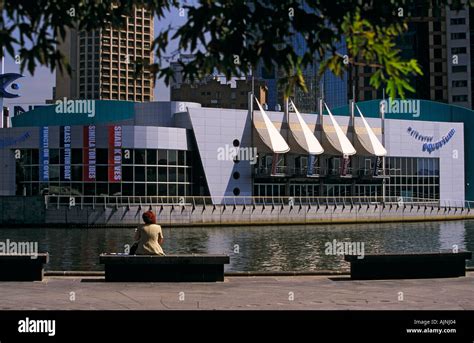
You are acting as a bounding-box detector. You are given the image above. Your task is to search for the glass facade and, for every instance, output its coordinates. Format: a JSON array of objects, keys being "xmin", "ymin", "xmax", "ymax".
[
  {"xmin": 254, "ymin": 156, "xmax": 440, "ymax": 201},
  {"xmin": 385, "ymin": 156, "xmax": 440, "ymax": 201},
  {"xmin": 15, "ymin": 149, "xmax": 193, "ymax": 197}
]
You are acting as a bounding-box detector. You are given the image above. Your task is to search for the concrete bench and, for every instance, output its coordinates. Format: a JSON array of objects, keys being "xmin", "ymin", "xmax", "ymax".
[
  {"xmin": 99, "ymin": 254, "xmax": 230, "ymax": 282},
  {"xmin": 0, "ymin": 254, "xmax": 49, "ymax": 281},
  {"xmin": 344, "ymin": 251, "xmax": 472, "ymax": 280}
]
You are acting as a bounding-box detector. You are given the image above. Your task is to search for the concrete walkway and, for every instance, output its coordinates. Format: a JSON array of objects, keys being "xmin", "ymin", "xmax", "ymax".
[{"xmin": 1, "ymin": 273, "xmax": 474, "ymax": 310}]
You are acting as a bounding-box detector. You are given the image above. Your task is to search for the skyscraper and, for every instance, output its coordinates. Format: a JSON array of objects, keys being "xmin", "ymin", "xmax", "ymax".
[
  {"xmin": 351, "ymin": 1, "xmax": 472, "ymax": 109},
  {"xmin": 55, "ymin": 5, "xmax": 154, "ymax": 102},
  {"xmin": 256, "ymin": 2, "xmax": 348, "ymax": 113}
]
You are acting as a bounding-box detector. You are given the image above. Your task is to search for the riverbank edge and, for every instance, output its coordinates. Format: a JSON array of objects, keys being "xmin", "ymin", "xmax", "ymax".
[
  {"xmin": 2, "ymin": 213, "xmax": 474, "ymax": 228},
  {"xmin": 44, "ymin": 267, "xmax": 474, "ymax": 277}
]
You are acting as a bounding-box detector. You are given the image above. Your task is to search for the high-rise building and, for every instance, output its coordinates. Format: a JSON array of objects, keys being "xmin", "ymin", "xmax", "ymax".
[
  {"xmin": 351, "ymin": 1, "xmax": 472, "ymax": 109},
  {"xmin": 256, "ymin": 3, "xmax": 348, "ymax": 113},
  {"xmin": 170, "ymin": 60, "xmax": 267, "ymax": 109},
  {"xmin": 55, "ymin": 5, "xmax": 154, "ymax": 102}
]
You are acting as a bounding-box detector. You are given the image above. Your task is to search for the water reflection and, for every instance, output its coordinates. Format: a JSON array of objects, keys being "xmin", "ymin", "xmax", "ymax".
[{"xmin": 0, "ymin": 220, "xmax": 473, "ymax": 271}]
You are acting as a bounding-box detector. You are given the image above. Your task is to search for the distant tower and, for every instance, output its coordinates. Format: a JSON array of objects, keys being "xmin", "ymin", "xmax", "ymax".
[{"xmin": 55, "ymin": 5, "xmax": 154, "ymax": 102}]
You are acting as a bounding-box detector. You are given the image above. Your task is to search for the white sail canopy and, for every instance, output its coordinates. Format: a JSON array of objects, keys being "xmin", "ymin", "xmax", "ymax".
[
  {"xmin": 253, "ymin": 97, "xmax": 290, "ymax": 153},
  {"xmin": 354, "ymin": 105, "xmax": 387, "ymax": 156},
  {"xmin": 289, "ymin": 100, "xmax": 324, "ymax": 155},
  {"xmin": 322, "ymin": 103, "xmax": 356, "ymax": 156}
]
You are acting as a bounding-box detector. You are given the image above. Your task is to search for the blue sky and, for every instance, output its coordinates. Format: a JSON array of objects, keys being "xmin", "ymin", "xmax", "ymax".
[{"xmin": 3, "ymin": 5, "xmax": 188, "ymax": 107}]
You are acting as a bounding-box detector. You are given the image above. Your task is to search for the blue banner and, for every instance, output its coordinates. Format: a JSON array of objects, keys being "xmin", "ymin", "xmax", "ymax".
[
  {"xmin": 63, "ymin": 126, "xmax": 71, "ymax": 181},
  {"xmin": 39, "ymin": 126, "xmax": 49, "ymax": 182}
]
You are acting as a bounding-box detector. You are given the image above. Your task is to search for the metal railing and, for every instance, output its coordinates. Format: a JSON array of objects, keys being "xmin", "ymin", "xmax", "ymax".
[
  {"xmin": 291, "ymin": 167, "xmax": 325, "ymax": 177},
  {"xmin": 254, "ymin": 166, "xmax": 288, "ymax": 177},
  {"xmin": 44, "ymin": 195, "xmax": 446, "ymax": 209}
]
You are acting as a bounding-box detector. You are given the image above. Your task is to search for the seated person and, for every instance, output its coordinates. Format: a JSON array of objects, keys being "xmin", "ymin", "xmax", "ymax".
[{"xmin": 132, "ymin": 210, "xmax": 165, "ymax": 255}]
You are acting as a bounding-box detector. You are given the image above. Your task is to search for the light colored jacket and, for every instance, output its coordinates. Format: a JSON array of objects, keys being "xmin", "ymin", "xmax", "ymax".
[{"xmin": 134, "ymin": 224, "xmax": 165, "ymax": 255}]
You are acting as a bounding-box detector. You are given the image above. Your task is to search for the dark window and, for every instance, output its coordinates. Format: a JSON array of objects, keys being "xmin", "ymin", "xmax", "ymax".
[
  {"xmin": 452, "ymin": 47, "xmax": 467, "ymax": 54},
  {"xmin": 434, "ymin": 63, "xmax": 442, "ymax": 73},
  {"xmin": 146, "ymin": 150, "xmax": 157, "ymax": 165},
  {"xmin": 96, "ymin": 183, "xmax": 108, "ymax": 195},
  {"xmin": 134, "ymin": 149, "xmax": 145, "ymax": 164},
  {"xmin": 168, "ymin": 167, "xmax": 177, "ymax": 182},
  {"xmin": 451, "ymin": 32, "xmax": 466, "ymax": 40},
  {"xmin": 122, "ymin": 183, "xmax": 133, "ymax": 196},
  {"xmin": 31, "ymin": 149, "xmax": 39, "ymax": 165},
  {"xmin": 158, "ymin": 183, "xmax": 167, "ymax": 196},
  {"xmin": 435, "ymin": 76, "xmax": 443, "ymax": 86},
  {"xmin": 110, "ymin": 183, "xmax": 121, "ymax": 196},
  {"xmin": 72, "ymin": 149, "xmax": 83, "ymax": 164},
  {"xmin": 435, "ymin": 90, "xmax": 443, "ymax": 100},
  {"xmin": 134, "ymin": 166, "xmax": 145, "ymax": 181},
  {"xmin": 134, "ymin": 183, "xmax": 145, "ymax": 196},
  {"xmin": 452, "ymin": 65, "xmax": 467, "ymax": 73},
  {"xmin": 84, "ymin": 183, "xmax": 95, "ymax": 195},
  {"xmin": 178, "ymin": 168, "xmax": 185, "ymax": 182},
  {"xmin": 50, "ymin": 149, "xmax": 60, "ymax": 164},
  {"xmin": 450, "ymin": 18, "xmax": 466, "ymax": 25},
  {"xmin": 233, "ymin": 187, "xmax": 241, "ymax": 196},
  {"xmin": 168, "ymin": 150, "xmax": 177, "ymax": 165},
  {"xmin": 96, "ymin": 149, "xmax": 108, "ymax": 165},
  {"xmin": 168, "ymin": 184, "xmax": 177, "ymax": 197},
  {"xmin": 96, "ymin": 166, "xmax": 108, "ymax": 181},
  {"xmin": 178, "ymin": 151, "xmax": 185, "ymax": 165},
  {"xmin": 452, "ymin": 80, "xmax": 467, "ymax": 87},
  {"xmin": 433, "ymin": 35, "xmax": 441, "ymax": 45},
  {"xmin": 146, "ymin": 167, "xmax": 157, "ymax": 182},
  {"xmin": 158, "ymin": 150, "xmax": 167, "ymax": 165},
  {"xmin": 433, "ymin": 22, "xmax": 441, "ymax": 31},
  {"xmin": 434, "ymin": 49, "xmax": 442, "ymax": 59},
  {"xmin": 123, "ymin": 166, "xmax": 133, "ymax": 181},
  {"xmin": 453, "ymin": 95, "xmax": 468, "ymax": 102},
  {"xmin": 72, "ymin": 166, "xmax": 82, "ymax": 181},
  {"xmin": 147, "ymin": 183, "xmax": 157, "ymax": 196}
]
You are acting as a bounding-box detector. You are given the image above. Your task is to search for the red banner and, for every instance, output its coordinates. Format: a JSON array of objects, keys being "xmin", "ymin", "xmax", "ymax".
[
  {"xmin": 83, "ymin": 125, "xmax": 96, "ymax": 181},
  {"xmin": 108, "ymin": 126, "xmax": 122, "ymax": 182}
]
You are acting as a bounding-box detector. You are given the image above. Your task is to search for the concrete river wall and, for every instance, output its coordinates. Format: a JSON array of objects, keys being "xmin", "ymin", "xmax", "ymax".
[{"xmin": 1, "ymin": 196, "xmax": 474, "ymax": 227}]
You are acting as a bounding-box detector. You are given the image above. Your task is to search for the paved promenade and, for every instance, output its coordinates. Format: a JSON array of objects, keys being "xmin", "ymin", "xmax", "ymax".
[{"xmin": 0, "ymin": 273, "xmax": 473, "ymax": 310}]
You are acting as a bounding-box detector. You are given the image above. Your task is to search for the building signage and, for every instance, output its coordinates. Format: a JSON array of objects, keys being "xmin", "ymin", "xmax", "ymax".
[
  {"xmin": 83, "ymin": 125, "xmax": 96, "ymax": 181},
  {"xmin": 407, "ymin": 127, "xmax": 456, "ymax": 154},
  {"xmin": 407, "ymin": 127, "xmax": 433, "ymax": 142},
  {"xmin": 62, "ymin": 126, "xmax": 72, "ymax": 181},
  {"xmin": 0, "ymin": 131, "xmax": 30, "ymax": 148},
  {"xmin": 108, "ymin": 125, "xmax": 122, "ymax": 182},
  {"xmin": 39, "ymin": 126, "xmax": 49, "ymax": 182}
]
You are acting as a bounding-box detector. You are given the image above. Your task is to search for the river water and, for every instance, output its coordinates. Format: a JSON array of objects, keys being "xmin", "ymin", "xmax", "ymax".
[{"xmin": 0, "ymin": 220, "xmax": 473, "ymax": 271}]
